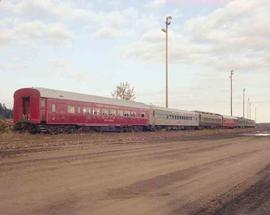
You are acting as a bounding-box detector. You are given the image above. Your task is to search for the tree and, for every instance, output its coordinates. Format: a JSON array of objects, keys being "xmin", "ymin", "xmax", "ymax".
[
  {"xmin": 0, "ymin": 103, "xmax": 12, "ymax": 119},
  {"xmin": 112, "ymin": 82, "xmax": 136, "ymax": 101}
]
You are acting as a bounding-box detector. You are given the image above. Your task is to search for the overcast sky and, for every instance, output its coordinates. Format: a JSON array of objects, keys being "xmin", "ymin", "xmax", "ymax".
[{"xmin": 0, "ymin": 0, "xmax": 269, "ymax": 122}]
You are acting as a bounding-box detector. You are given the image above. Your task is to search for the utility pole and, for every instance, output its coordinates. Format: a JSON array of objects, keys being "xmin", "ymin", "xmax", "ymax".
[
  {"xmin": 230, "ymin": 70, "xmax": 234, "ymax": 116},
  {"xmin": 162, "ymin": 16, "xmax": 172, "ymax": 108},
  {"xmin": 255, "ymin": 107, "xmax": 257, "ymax": 122},
  {"xmin": 250, "ymin": 102, "xmax": 252, "ymax": 119},
  {"xmin": 247, "ymin": 98, "xmax": 250, "ymax": 119},
  {"xmin": 243, "ymin": 88, "xmax": 245, "ymax": 118}
]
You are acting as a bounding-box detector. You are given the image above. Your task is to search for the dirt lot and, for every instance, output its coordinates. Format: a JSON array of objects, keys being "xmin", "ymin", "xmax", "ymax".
[{"xmin": 0, "ymin": 128, "xmax": 270, "ymax": 215}]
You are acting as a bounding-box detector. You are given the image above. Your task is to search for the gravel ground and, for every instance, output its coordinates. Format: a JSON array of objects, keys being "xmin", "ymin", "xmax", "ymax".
[{"xmin": 0, "ymin": 128, "xmax": 269, "ymax": 215}]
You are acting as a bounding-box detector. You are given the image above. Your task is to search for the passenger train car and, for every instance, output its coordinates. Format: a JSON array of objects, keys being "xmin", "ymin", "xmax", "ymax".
[
  {"xmin": 222, "ymin": 115, "xmax": 239, "ymax": 128},
  {"xmin": 150, "ymin": 106, "xmax": 199, "ymax": 130},
  {"xmin": 195, "ymin": 111, "xmax": 223, "ymax": 128},
  {"xmin": 13, "ymin": 87, "xmax": 256, "ymax": 133},
  {"xmin": 14, "ymin": 88, "xmax": 150, "ymax": 132},
  {"xmin": 237, "ymin": 117, "xmax": 256, "ymax": 128}
]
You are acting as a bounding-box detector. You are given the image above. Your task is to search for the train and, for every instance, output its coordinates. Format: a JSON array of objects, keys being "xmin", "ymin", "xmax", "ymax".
[{"xmin": 13, "ymin": 87, "xmax": 256, "ymax": 133}]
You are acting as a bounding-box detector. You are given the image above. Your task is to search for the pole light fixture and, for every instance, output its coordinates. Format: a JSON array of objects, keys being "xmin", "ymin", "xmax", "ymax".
[
  {"xmin": 243, "ymin": 88, "xmax": 245, "ymax": 118},
  {"xmin": 230, "ymin": 70, "xmax": 234, "ymax": 116},
  {"xmin": 162, "ymin": 16, "xmax": 172, "ymax": 108}
]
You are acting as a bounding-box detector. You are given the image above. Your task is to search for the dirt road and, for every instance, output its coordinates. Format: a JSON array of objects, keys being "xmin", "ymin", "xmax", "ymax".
[{"xmin": 0, "ymin": 129, "xmax": 270, "ymax": 215}]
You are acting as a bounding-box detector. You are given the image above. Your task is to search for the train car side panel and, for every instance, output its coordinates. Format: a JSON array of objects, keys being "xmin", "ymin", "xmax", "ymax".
[
  {"xmin": 222, "ymin": 116, "xmax": 238, "ymax": 128},
  {"xmin": 45, "ymin": 97, "xmax": 150, "ymax": 127},
  {"xmin": 150, "ymin": 107, "xmax": 199, "ymax": 128}
]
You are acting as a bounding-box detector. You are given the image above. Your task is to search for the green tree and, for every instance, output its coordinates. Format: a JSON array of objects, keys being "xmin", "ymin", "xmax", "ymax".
[
  {"xmin": 0, "ymin": 103, "xmax": 12, "ymax": 119},
  {"xmin": 112, "ymin": 82, "xmax": 136, "ymax": 101}
]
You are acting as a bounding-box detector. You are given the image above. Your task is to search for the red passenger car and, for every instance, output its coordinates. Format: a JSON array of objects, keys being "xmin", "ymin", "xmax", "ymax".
[
  {"xmin": 222, "ymin": 115, "xmax": 238, "ymax": 128},
  {"xmin": 13, "ymin": 88, "xmax": 150, "ymax": 132}
]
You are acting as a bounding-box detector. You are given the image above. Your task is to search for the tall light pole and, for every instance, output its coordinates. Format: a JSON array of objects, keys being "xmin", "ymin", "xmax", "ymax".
[
  {"xmin": 230, "ymin": 70, "xmax": 234, "ymax": 116},
  {"xmin": 255, "ymin": 107, "xmax": 257, "ymax": 122},
  {"xmin": 162, "ymin": 16, "xmax": 172, "ymax": 108},
  {"xmin": 250, "ymin": 102, "xmax": 252, "ymax": 119},
  {"xmin": 243, "ymin": 88, "xmax": 245, "ymax": 118},
  {"xmin": 247, "ymin": 98, "xmax": 250, "ymax": 119}
]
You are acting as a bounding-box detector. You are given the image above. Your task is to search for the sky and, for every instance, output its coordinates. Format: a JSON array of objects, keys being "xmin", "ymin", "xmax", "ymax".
[{"xmin": 0, "ymin": 0, "xmax": 269, "ymax": 122}]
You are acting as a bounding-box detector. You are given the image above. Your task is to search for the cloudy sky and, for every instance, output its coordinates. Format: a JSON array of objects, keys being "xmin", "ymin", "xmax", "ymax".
[{"xmin": 0, "ymin": 0, "xmax": 269, "ymax": 122}]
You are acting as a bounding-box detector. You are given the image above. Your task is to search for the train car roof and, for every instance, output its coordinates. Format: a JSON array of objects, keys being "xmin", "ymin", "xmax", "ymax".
[
  {"xmin": 194, "ymin": 111, "xmax": 221, "ymax": 116},
  {"xmin": 237, "ymin": 117, "xmax": 252, "ymax": 120},
  {"xmin": 151, "ymin": 106, "xmax": 198, "ymax": 115},
  {"xmin": 222, "ymin": 115, "xmax": 238, "ymax": 119},
  {"xmin": 34, "ymin": 87, "xmax": 150, "ymax": 109}
]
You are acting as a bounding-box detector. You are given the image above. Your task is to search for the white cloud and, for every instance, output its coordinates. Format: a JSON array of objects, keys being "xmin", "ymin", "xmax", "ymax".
[
  {"xmin": 95, "ymin": 27, "xmax": 126, "ymax": 38},
  {"xmin": 0, "ymin": 0, "xmax": 92, "ymax": 22},
  {"xmin": 124, "ymin": 0, "xmax": 270, "ymax": 71},
  {"xmin": 0, "ymin": 0, "xmax": 138, "ymax": 40},
  {"xmin": 0, "ymin": 21, "xmax": 73, "ymax": 47},
  {"xmin": 48, "ymin": 59, "xmax": 71, "ymax": 68},
  {"xmin": 146, "ymin": 0, "xmax": 167, "ymax": 8},
  {"xmin": 0, "ymin": 62, "xmax": 28, "ymax": 72},
  {"xmin": 47, "ymin": 58, "xmax": 97, "ymax": 84}
]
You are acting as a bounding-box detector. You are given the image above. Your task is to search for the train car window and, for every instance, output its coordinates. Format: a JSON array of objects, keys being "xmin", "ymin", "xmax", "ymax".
[
  {"xmin": 88, "ymin": 108, "xmax": 92, "ymax": 114},
  {"xmin": 117, "ymin": 110, "xmax": 123, "ymax": 116},
  {"xmin": 83, "ymin": 107, "xmax": 88, "ymax": 114},
  {"xmin": 109, "ymin": 109, "xmax": 116, "ymax": 116},
  {"xmin": 67, "ymin": 105, "xmax": 75, "ymax": 113},
  {"xmin": 102, "ymin": 109, "xmax": 109, "ymax": 116},
  {"xmin": 52, "ymin": 104, "xmax": 56, "ymax": 112},
  {"xmin": 41, "ymin": 99, "xmax": 45, "ymax": 107},
  {"xmin": 77, "ymin": 106, "xmax": 81, "ymax": 114},
  {"xmin": 141, "ymin": 113, "xmax": 145, "ymax": 118},
  {"xmin": 124, "ymin": 111, "xmax": 130, "ymax": 117},
  {"xmin": 93, "ymin": 108, "xmax": 100, "ymax": 115}
]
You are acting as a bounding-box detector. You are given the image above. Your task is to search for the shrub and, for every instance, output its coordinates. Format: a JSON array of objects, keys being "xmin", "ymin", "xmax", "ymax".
[{"xmin": 0, "ymin": 119, "xmax": 8, "ymax": 133}]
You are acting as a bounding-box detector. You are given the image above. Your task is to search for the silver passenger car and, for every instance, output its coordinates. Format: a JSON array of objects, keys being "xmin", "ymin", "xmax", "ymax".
[
  {"xmin": 149, "ymin": 106, "xmax": 199, "ymax": 130},
  {"xmin": 196, "ymin": 111, "xmax": 223, "ymax": 128}
]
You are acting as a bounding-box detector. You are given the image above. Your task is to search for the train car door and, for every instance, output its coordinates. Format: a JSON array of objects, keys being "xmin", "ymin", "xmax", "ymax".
[
  {"xmin": 22, "ymin": 97, "xmax": 30, "ymax": 120},
  {"xmin": 40, "ymin": 98, "xmax": 46, "ymax": 122}
]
